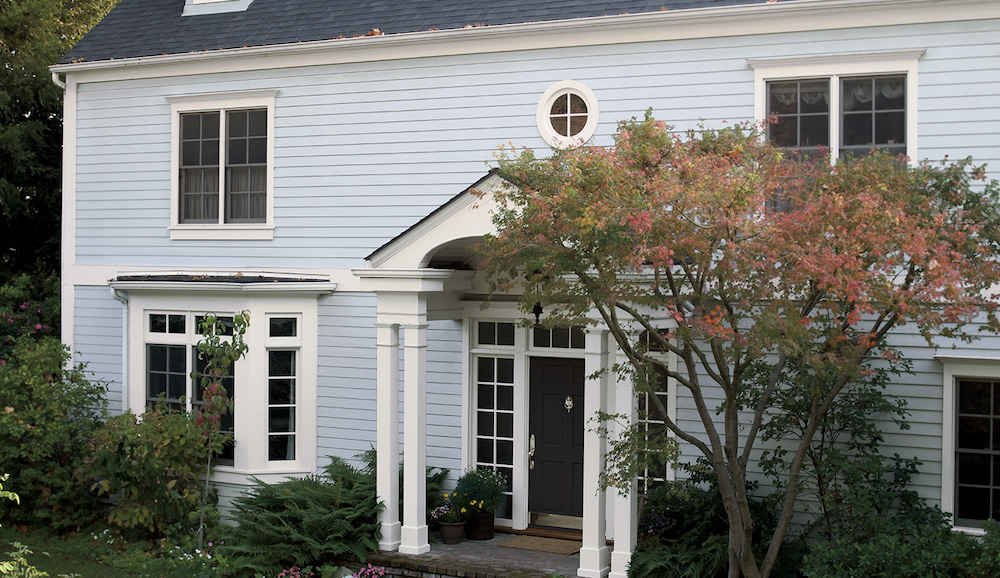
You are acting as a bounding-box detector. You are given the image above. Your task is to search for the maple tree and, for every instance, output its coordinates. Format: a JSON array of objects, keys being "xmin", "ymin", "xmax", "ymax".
[{"xmin": 477, "ymin": 112, "xmax": 1000, "ymax": 578}]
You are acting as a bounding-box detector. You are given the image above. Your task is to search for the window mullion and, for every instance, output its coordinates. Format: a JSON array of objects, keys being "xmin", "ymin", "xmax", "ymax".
[
  {"xmin": 218, "ymin": 112, "xmax": 227, "ymax": 225},
  {"xmin": 829, "ymin": 75, "xmax": 841, "ymax": 162}
]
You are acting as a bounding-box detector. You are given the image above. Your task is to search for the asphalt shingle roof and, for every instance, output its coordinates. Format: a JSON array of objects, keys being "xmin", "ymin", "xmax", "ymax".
[{"xmin": 59, "ymin": 0, "xmax": 786, "ymax": 64}]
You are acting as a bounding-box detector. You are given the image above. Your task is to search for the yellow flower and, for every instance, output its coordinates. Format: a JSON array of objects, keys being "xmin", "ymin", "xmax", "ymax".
[
  {"xmin": 460, "ymin": 507, "xmax": 466, "ymax": 513},
  {"xmin": 470, "ymin": 500, "xmax": 476, "ymax": 505}
]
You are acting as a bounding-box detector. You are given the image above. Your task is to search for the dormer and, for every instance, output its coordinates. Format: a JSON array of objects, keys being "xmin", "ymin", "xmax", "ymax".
[{"xmin": 183, "ymin": 0, "xmax": 254, "ymax": 17}]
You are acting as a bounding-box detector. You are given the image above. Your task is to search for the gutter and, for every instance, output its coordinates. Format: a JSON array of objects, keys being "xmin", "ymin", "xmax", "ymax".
[
  {"xmin": 50, "ymin": 0, "xmax": 994, "ymax": 75},
  {"xmin": 51, "ymin": 72, "xmax": 66, "ymax": 89}
]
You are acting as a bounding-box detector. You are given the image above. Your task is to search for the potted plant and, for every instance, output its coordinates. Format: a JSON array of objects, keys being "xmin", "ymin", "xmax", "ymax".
[
  {"xmin": 430, "ymin": 493, "xmax": 467, "ymax": 544},
  {"xmin": 454, "ymin": 467, "xmax": 507, "ymax": 540}
]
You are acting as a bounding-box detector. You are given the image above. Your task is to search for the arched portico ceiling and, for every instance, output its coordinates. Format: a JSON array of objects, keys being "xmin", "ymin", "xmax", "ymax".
[{"xmin": 365, "ymin": 171, "xmax": 508, "ymax": 270}]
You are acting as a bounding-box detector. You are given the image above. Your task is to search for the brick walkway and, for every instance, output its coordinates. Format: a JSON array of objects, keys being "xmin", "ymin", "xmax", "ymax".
[{"xmin": 353, "ymin": 533, "xmax": 582, "ymax": 578}]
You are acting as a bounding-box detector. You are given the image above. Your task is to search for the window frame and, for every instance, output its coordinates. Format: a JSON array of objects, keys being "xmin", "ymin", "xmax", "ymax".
[
  {"xmin": 167, "ymin": 90, "xmax": 277, "ymax": 240},
  {"xmin": 123, "ymin": 290, "xmax": 319, "ymax": 482},
  {"xmin": 938, "ymin": 355, "xmax": 1000, "ymax": 534},
  {"xmin": 749, "ymin": 50, "xmax": 922, "ymax": 163},
  {"xmin": 536, "ymin": 80, "xmax": 600, "ymax": 149}
]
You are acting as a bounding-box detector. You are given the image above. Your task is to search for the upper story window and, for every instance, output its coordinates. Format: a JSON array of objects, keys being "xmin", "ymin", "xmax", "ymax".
[
  {"xmin": 767, "ymin": 75, "xmax": 906, "ymax": 159},
  {"xmin": 536, "ymin": 80, "xmax": 600, "ymax": 149},
  {"xmin": 748, "ymin": 50, "xmax": 922, "ymax": 163},
  {"xmin": 167, "ymin": 90, "xmax": 277, "ymax": 240}
]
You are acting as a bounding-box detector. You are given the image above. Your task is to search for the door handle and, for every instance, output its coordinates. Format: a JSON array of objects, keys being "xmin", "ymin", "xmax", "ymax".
[{"xmin": 528, "ymin": 433, "xmax": 535, "ymax": 470}]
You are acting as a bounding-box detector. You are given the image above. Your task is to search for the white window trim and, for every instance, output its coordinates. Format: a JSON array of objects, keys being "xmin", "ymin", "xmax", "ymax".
[
  {"xmin": 937, "ymin": 354, "xmax": 1000, "ymax": 535},
  {"xmin": 748, "ymin": 49, "xmax": 924, "ymax": 163},
  {"xmin": 122, "ymin": 291, "xmax": 318, "ymax": 478},
  {"xmin": 536, "ymin": 80, "xmax": 600, "ymax": 149},
  {"xmin": 167, "ymin": 90, "xmax": 278, "ymax": 240}
]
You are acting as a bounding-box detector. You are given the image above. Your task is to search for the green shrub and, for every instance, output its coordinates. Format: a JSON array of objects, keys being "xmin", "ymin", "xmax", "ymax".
[
  {"xmin": 453, "ymin": 467, "xmax": 506, "ymax": 515},
  {"xmin": 222, "ymin": 457, "xmax": 382, "ymax": 575},
  {"xmin": 84, "ymin": 406, "xmax": 211, "ymax": 539},
  {"xmin": 0, "ymin": 275, "xmax": 59, "ymax": 361},
  {"xmin": 0, "ymin": 335, "xmax": 106, "ymax": 531},
  {"xmin": 802, "ymin": 520, "xmax": 1000, "ymax": 578}
]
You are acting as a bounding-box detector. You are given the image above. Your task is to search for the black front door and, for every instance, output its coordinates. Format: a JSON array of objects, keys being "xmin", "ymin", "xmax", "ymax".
[{"xmin": 528, "ymin": 357, "xmax": 585, "ymax": 518}]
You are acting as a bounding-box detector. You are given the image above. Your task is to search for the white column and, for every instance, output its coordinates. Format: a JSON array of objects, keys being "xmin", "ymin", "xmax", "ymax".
[
  {"xmin": 376, "ymin": 321, "xmax": 401, "ymax": 551},
  {"xmin": 399, "ymin": 320, "xmax": 430, "ymax": 555},
  {"xmin": 579, "ymin": 329, "xmax": 610, "ymax": 578},
  {"xmin": 610, "ymin": 344, "xmax": 637, "ymax": 578}
]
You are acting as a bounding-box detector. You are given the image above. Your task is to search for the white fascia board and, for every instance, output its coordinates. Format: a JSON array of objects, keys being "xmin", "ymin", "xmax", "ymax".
[
  {"xmin": 109, "ymin": 281, "xmax": 337, "ymax": 294},
  {"xmin": 353, "ymin": 269, "xmax": 474, "ymax": 293},
  {"xmin": 50, "ymin": 0, "xmax": 1000, "ymax": 82}
]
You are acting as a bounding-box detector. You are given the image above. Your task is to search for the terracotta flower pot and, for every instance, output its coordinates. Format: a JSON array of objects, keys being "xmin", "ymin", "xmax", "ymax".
[
  {"xmin": 439, "ymin": 521, "xmax": 465, "ymax": 544},
  {"xmin": 466, "ymin": 512, "xmax": 495, "ymax": 540}
]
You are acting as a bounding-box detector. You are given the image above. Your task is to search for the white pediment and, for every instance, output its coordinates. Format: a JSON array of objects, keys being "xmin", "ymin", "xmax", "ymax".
[{"xmin": 365, "ymin": 172, "xmax": 508, "ymax": 270}]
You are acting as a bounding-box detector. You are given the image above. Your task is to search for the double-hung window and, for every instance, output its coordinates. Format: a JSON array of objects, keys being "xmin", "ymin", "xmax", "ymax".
[
  {"xmin": 749, "ymin": 50, "xmax": 921, "ymax": 162},
  {"xmin": 168, "ymin": 90, "xmax": 277, "ymax": 240}
]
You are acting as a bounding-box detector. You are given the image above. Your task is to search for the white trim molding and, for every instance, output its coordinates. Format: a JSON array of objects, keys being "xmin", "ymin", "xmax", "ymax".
[{"xmin": 536, "ymin": 80, "xmax": 600, "ymax": 149}]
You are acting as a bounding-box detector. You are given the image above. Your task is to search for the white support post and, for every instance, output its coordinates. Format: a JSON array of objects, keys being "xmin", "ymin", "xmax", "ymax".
[
  {"xmin": 579, "ymin": 329, "xmax": 610, "ymax": 578},
  {"xmin": 399, "ymin": 320, "xmax": 430, "ymax": 555},
  {"xmin": 376, "ymin": 321, "xmax": 401, "ymax": 551},
  {"xmin": 610, "ymin": 343, "xmax": 637, "ymax": 578}
]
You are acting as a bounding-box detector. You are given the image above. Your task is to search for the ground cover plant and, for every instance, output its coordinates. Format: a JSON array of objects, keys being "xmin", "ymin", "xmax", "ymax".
[
  {"xmin": 221, "ymin": 457, "xmax": 382, "ymax": 575},
  {"xmin": 477, "ymin": 110, "xmax": 1000, "ymax": 577}
]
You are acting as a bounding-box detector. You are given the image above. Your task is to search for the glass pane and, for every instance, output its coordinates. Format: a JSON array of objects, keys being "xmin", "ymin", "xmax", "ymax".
[
  {"xmin": 167, "ymin": 346, "xmax": 185, "ymax": 373},
  {"xmin": 499, "ymin": 467, "xmax": 513, "ymax": 492},
  {"xmin": 248, "ymin": 137, "xmax": 266, "ymax": 164},
  {"xmin": 875, "ymin": 77, "xmax": 905, "ymax": 109},
  {"xmin": 571, "ymin": 327, "xmax": 586, "ymax": 348},
  {"xmin": 228, "ymin": 110, "xmax": 248, "ymax": 137},
  {"xmin": 960, "ymin": 381, "xmax": 991, "ymax": 414},
  {"xmin": 552, "ymin": 327, "xmax": 569, "ymax": 348},
  {"xmin": 248, "ymin": 109, "xmax": 267, "ymax": 136},
  {"xmin": 497, "ymin": 440, "xmax": 513, "ymax": 466},
  {"xmin": 478, "ymin": 357, "xmax": 494, "ymax": 382},
  {"xmin": 874, "ymin": 111, "xmax": 905, "ymax": 145},
  {"xmin": 768, "ymin": 82, "xmax": 798, "ymax": 115},
  {"xmin": 477, "ymin": 411, "xmax": 494, "ymax": 437},
  {"xmin": 148, "ymin": 373, "xmax": 166, "ymax": 398},
  {"xmin": 168, "ymin": 373, "xmax": 186, "ymax": 401},
  {"xmin": 497, "ymin": 412, "xmax": 513, "ymax": 438},
  {"xmin": 958, "ymin": 485, "xmax": 990, "ymax": 521},
  {"xmin": 477, "ymin": 438, "xmax": 494, "ymax": 463},
  {"xmin": 769, "ymin": 118, "xmax": 797, "ymax": 148},
  {"xmin": 843, "ymin": 79, "xmax": 874, "ymax": 112},
  {"xmin": 800, "ymin": 115, "xmax": 829, "ymax": 148},
  {"xmin": 181, "ymin": 114, "xmax": 201, "ymax": 139},
  {"xmin": 201, "ymin": 139, "xmax": 219, "ymax": 166},
  {"xmin": 201, "ymin": 112, "xmax": 219, "ymax": 138},
  {"xmin": 497, "ymin": 323, "xmax": 514, "ymax": 346},
  {"xmin": 842, "ymin": 113, "xmax": 872, "ymax": 147},
  {"xmin": 168, "ymin": 314, "xmax": 186, "ymax": 334},
  {"xmin": 478, "ymin": 384, "xmax": 494, "ymax": 409},
  {"xmin": 497, "ymin": 358, "xmax": 514, "ymax": 384},
  {"xmin": 533, "ymin": 327, "xmax": 550, "ymax": 348},
  {"xmin": 269, "ymin": 378, "xmax": 295, "ymax": 404},
  {"xmin": 269, "ymin": 434, "xmax": 294, "ymax": 461},
  {"xmin": 958, "ymin": 452, "xmax": 990, "ymax": 486},
  {"xmin": 497, "ymin": 385, "xmax": 513, "ymax": 411},
  {"xmin": 182, "ymin": 140, "xmax": 200, "ymax": 166},
  {"xmin": 959, "ymin": 416, "xmax": 991, "ymax": 450},
  {"xmin": 550, "ymin": 116, "xmax": 568, "ymax": 137},
  {"xmin": 551, "ymin": 94, "xmax": 568, "ymax": 115},
  {"xmin": 569, "ymin": 115, "xmax": 587, "ymax": 137},
  {"xmin": 569, "ymin": 94, "xmax": 587, "ymax": 114},
  {"xmin": 150, "ymin": 314, "xmax": 167, "ymax": 333},
  {"xmin": 269, "ymin": 407, "xmax": 295, "ymax": 432},
  {"xmin": 799, "ymin": 80, "xmax": 829, "ymax": 114},
  {"xmin": 269, "ymin": 317, "xmax": 297, "ymax": 337},
  {"xmin": 478, "ymin": 322, "xmax": 495, "ymax": 346},
  {"xmin": 269, "ymin": 350, "xmax": 296, "ymax": 377},
  {"xmin": 229, "ymin": 137, "xmax": 247, "ymax": 165}
]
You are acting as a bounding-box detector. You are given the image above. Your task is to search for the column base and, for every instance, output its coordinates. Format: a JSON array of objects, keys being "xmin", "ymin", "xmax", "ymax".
[
  {"xmin": 398, "ymin": 524, "xmax": 430, "ymax": 555},
  {"xmin": 578, "ymin": 546, "xmax": 610, "ymax": 578},
  {"xmin": 609, "ymin": 550, "xmax": 631, "ymax": 578},
  {"xmin": 378, "ymin": 521, "xmax": 401, "ymax": 552}
]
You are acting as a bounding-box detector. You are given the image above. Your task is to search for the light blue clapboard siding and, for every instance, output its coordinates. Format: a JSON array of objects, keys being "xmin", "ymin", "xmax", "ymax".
[
  {"xmin": 316, "ymin": 293, "xmax": 464, "ymax": 474},
  {"xmin": 73, "ymin": 286, "xmax": 124, "ymax": 414},
  {"xmin": 72, "ymin": 17, "xmax": 1000, "ymax": 268}
]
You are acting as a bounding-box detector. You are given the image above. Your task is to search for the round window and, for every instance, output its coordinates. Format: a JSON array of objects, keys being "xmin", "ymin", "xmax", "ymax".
[{"xmin": 536, "ymin": 80, "xmax": 599, "ymax": 148}]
